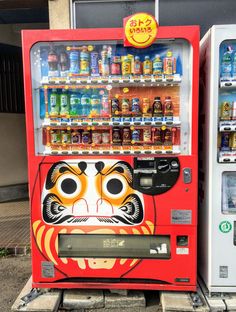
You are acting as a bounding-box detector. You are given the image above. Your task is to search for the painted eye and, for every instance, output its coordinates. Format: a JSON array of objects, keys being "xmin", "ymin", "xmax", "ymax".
[
  {"xmin": 103, "ymin": 174, "xmax": 127, "ymax": 199},
  {"xmin": 107, "ymin": 178, "xmax": 123, "ymax": 195},
  {"xmin": 61, "ymin": 178, "xmax": 77, "ymax": 194},
  {"xmin": 57, "ymin": 174, "xmax": 81, "ymax": 198}
]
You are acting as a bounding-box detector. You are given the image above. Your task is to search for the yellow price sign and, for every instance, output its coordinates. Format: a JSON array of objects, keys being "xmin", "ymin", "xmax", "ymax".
[{"xmin": 123, "ymin": 13, "xmax": 158, "ymax": 48}]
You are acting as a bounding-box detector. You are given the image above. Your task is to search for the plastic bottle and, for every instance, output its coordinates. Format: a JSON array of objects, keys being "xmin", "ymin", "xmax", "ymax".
[
  {"xmin": 232, "ymin": 51, "xmax": 236, "ymax": 80},
  {"xmin": 49, "ymin": 89, "xmax": 60, "ymax": 116},
  {"xmin": 101, "ymin": 93, "xmax": 109, "ymax": 115},
  {"xmin": 163, "ymin": 96, "xmax": 173, "ymax": 116},
  {"xmin": 69, "ymin": 51, "xmax": 79, "ymax": 75},
  {"xmin": 48, "ymin": 46, "xmax": 59, "ymax": 77},
  {"xmin": 143, "ymin": 56, "xmax": 152, "ymax": 75},
  {"xmin": 60, "ymin": 89, "xmax": 70, "ymax": 116},
  {"xmin": 59, "ymin": 51, "xmax": 69, "ymax": 77},
  {"xmin": 80, "ymin": 48, "xmax": 90, "ymax": 75},
  {"xmin": 153, "ymin": 54, "xmax": 162, "ymax": 75},
  {"xmin": 153, "ymin": 96, "xmax": 163, "ymax": 117},
  {"xmin": 133, "ymin": 56, "xmax": 142, "ymax": 75},
  {"xmin": 81, "ymin": 91, "xmax": 91, "ymax": 116},
  {"xmin": 90, "ymin": 92, "xmax": 101, "ymax": 116},
  {"xmin": 163, "ymin": 51, "xmax": 176, "ymax": 75},
  {"xmin": 70, "ymin": 91, "xmax": 80, "ymax": 116},
  {"xmin": 221, "ymin": 46, "xmax": 233, "ymax": 80},
  {"xmin": 122, "ymin": 56, "xmax": 131, "ymax": 76}
]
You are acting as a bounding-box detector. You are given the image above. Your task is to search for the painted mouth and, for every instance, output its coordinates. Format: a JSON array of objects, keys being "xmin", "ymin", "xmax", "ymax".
[
  {"xmin": 130, "ymin": 34, "xmax": 152, "ymax": 45},
  {"xmin": 42, "ymin": 193, "xmax": 144, "ymax": 225}
]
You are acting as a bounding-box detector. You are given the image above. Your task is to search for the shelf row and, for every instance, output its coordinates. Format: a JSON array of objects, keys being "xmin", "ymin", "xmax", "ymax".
[
  {"xmin": 43, "ymin": 146, "xmax": 181, "ymax": 156},
  {"xmin": 43, "ymin": 116, "xmax": 180, "ymax": 127},
  {"xmin": 220, "ymin": 80, "xmax": 236, "ymax": 89},
  {"xmin": 219, "ymin": 120, "xmax": 236, "ymax": 132},
  {"xmin": 41, "ymin": 75, "xmax": 181, "ymax": 86},
  {"xmin": 219, "ymin": 151, "xmax": 236, "ymax": 162}
]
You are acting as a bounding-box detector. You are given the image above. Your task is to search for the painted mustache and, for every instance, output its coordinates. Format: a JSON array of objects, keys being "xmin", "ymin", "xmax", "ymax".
[{"xmin": 43, "ymin": 193, "xmax": 143, "ymax": 225}]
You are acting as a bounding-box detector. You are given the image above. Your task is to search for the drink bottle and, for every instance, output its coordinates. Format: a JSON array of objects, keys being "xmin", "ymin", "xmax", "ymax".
[
  {"xmin": 60, "ymin": 89, "xmax": 70, "ymax": 116},
  {"xmin": 70, "ymin": 91, "xmax": 80, "ymax": 116},
  {"xmin": 48, "ymin": 46, "xmax": 59, "ymax": 77},
  {"xmin": 221, "ymin": 46, "xmax": 233, "ymax": 80},
  {"xmin": 49, "ymin": 89, "xmax": 60, "ymax": 115}
]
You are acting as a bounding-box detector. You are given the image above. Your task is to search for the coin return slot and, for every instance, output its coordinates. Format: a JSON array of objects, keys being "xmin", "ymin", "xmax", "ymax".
[{"xmin": 140, "ymin": 176, "xmax": 153, "ymax": 187}]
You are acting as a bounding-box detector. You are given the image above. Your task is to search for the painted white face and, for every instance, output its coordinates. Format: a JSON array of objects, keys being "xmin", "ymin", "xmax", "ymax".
[{"xmin": 42, "ymin": 159, "xmax": 144, "ymax": 226}]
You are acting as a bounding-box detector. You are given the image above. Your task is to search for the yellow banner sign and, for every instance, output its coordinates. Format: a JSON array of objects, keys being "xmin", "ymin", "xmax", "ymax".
[{"xmin": 124, "ymin": 13, "xmax": 158, "ymax": 48}]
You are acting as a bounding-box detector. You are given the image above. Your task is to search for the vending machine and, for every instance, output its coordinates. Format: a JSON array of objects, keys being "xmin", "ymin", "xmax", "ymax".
[
  {"xmin": 199, "ymin": 25, "xmax": 236, "ymax": 293},
  {"xmin": 22, "ymin": 23, "xmax": 199, "ymax": 290}
]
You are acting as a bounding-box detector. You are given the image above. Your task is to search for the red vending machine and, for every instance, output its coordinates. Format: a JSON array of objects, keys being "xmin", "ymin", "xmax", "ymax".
[{"xmin": 22, "ymin": 20, "xmax": 199, "ymax": 290}]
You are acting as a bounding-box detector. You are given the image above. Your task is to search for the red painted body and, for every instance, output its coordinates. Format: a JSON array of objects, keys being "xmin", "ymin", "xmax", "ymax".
[{"xmin": 22, "ymin": 26, "xmax": 199, "ymax": 290}]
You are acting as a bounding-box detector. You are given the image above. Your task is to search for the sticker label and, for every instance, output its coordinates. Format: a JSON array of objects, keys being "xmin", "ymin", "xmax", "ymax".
[
  {"xmin": 103, "ymin": 238, "xmax": 126, "ymax": 248},
  {"xmin": 219, "ymin": 266, "xmax": 228, "ymax": 278},
  {"xmin": 176, "ymin": 248, "xmax": 189, "ymax": 255},
  {"xmin": 41, "ymin": 261, "xmax": 55, "ymax": 278},
  {"xmin": 171, "ymin": 210, "xmax": 192, "ymax": 224},
  {"xmin": 219, "ymin": 221, "xmax": 232, "ymax": 233}
]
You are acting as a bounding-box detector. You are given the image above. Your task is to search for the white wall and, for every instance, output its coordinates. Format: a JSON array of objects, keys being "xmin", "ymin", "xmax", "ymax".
[
  {"xmin": 0, "ymin": 23, "xmax": 48, "ymax": 186},
  {"xmin": 0, "ymin": 114, "xmax": 28, "ymax": 186}
]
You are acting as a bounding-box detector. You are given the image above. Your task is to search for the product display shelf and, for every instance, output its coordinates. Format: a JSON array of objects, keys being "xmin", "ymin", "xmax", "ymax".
[
  {"xmin": 41, "ymin": 74, "xmax": 182, "ymax": 86},
  {"xmin": 219, "ymin": 120, "xmax": 236, "ymax": 132}
]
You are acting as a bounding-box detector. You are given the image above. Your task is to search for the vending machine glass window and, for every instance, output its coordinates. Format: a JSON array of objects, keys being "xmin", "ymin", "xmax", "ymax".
[
  {"xmin": 222, "ymin": 172, "xmax": 236, "ymax": 213},
  {"xmin": 30, "ymin": 39, "xmax": 192, "ymax": 157},
  {"xmin": 218, "ymin": 40, "xmax": 236, "ymax": 162}
]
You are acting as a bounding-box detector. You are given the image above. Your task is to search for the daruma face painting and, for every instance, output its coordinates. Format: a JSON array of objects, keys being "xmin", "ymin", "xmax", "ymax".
[{"xmin": 33, "ymin": 159, "xmax": 156, "ymax": 277}]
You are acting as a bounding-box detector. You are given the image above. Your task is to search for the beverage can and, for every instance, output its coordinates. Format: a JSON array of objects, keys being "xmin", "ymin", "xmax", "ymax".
[
  {"xmin": 122, "ymin": 56, "xmax": 131, "ymax": 76},
  {"xmin": 221, "ymin": 132, "xmax": 230, "ymax": 150},
  {"xmin": 122, "ymin": 98, "xmax": 130, "ymax": 114},
  {"xmin": 221, "ymin": 101, "xmax": 232, "ymax": 120},
  {"xmin": 90, "ymin": 52, "xmax": 99, "ymax": 76},
  {"xmin": 92, "ymin": 131, "xmax": 102, "ymax": 144},
  {"xmin": 132, "ymin": 129, "xmax": 141, "ymax": 142},
  {"xmin": 82, "ymin": 131, "xmax": 91, "ymax": 144},
  {"xmin": 122, "ymin": 127, "xmax": 131, "ymax": 144},
  {"xmin": 102, "ymin": 132, "xmax": 110, "ymax": 144},
  {"xmin": 112, "ymin": 128, "xmax": 122, "ymax": 144},
  {"xmin": 131, "ymin": 98, "xmax": 141, "ymax": 113},
  {"xmin": 61, "ymin": 130, "xmax": 71, "ymax": 144},
  {"xmin": 71, "ymin": 130, "xmax": 81, "ymax": 144},
  {"xmin": 111, "ymin": 98, "xmax": 120, "ymax": 114},
  {"xmin": 143, "ymin": 128, "xmax": 152, "ymax": 142},
  {"xmin": 50, "ymin": 129, "xmax": 61, "ymax": 144}
]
